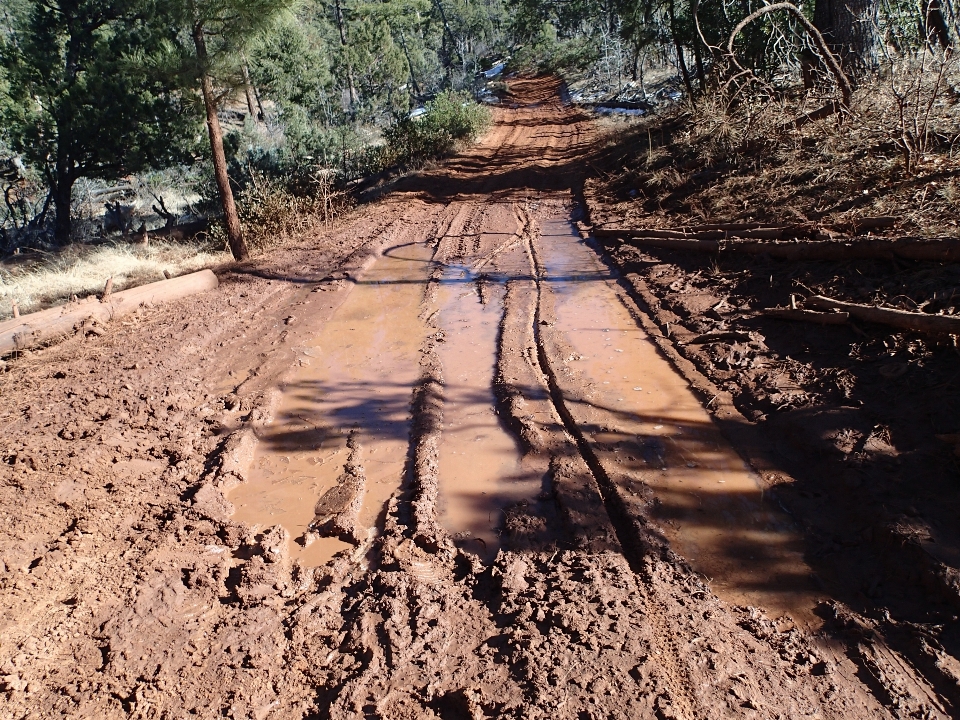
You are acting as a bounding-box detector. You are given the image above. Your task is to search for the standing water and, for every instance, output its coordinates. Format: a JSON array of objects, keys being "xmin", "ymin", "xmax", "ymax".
[
  {"xmin": 537, "ymin": 217, "xmax": 822, "ymax": 623},
  {"xmin": 229, "ymin": 243, "xmax": 434, "ymax": 566},
  {"xmin": 434, "ymin": 264, "xmax": 536, "ymax": 558}
]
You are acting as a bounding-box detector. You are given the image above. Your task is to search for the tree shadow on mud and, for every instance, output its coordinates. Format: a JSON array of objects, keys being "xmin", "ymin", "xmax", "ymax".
[{"xmin": 607, "ymin": 241, "xmax": 960, "ymax": 625}]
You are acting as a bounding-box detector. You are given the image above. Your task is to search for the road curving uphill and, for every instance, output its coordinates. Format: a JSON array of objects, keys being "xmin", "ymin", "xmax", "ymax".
[{"xmin": 0, "ymin": 76, "xmax": 954, "ymax": 719}]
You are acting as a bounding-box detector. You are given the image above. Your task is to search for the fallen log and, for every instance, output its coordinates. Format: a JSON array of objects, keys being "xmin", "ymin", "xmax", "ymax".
[
  {"xmin": 614, "ymin": 236, "xmax": 722, "ymax": 252},
  {"xmin": 595, "ymin": 226, "xmax": 803, "ymax": 241},
  {"xmin": 605, "ymin": 233, "xmax": 960, "ymax": 262},
  {"xmin": 763, "ymin": 308, "xmax": 850, "ymax": 324},
  {"xmin": 595, "ymin": 217, "xmax": 897, "ymax": 242},
  {"xmin": 0, "ymin": 269, "xmax": 219, "ymax": 356},
  {"xmin": 806, "ymin": 295, "xmax": 960, "ymax": 335},
  {"xmin": 686, "ymin": 330, "xmax": 753, "ymax": 344},
  {"xmin": 842, "ymin": 217, "xmax": 898, "ymax": 233}
]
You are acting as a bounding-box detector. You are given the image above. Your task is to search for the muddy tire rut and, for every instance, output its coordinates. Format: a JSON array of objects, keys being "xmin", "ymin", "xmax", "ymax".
[{"xmin": 0, "ymin": 76, "xmax": 954, "ymax": 718}]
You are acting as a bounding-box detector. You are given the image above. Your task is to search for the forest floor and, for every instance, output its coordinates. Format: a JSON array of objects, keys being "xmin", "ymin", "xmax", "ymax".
[{"xmin": 1, "ymin": 75, "xmax": 959, "ymax": 719}]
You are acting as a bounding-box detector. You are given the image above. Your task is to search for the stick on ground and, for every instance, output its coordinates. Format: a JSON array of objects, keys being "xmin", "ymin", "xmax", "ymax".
[{"xmin": 806, "ymin": 295, "xmax": 960, "ymax": 335}]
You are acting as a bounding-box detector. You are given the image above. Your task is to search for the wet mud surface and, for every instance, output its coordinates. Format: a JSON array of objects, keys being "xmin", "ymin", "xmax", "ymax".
[
  {"xmin": 536, "ymin": 218, "xmax": 821, "ymax": 623},
  {"xmin": 0, "ymin": 76, "xmax": 957, "ymax": 718}
]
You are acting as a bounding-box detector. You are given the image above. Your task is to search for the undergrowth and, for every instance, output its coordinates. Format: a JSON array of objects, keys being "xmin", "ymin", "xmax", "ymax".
[
  {"xmin": 383, "ymin": 90, "xmax": 491, "ymax": 169},
  {"xmin": 229, "ymin": 169, "xmax": 353, "ymax": 253},
  {"xmin": 590, "ymin": 53, "xmax": 960, "ymax": 235},
  {"xmin": 228, "ymin": 90, "xmax": 489, "ymax": 253}
]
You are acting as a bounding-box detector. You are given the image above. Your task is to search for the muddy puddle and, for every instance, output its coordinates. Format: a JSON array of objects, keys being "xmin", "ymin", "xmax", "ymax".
[
  {"xmin": 537, "ymin": 217, "xmax": 823, "ymax": 623},
  {"xmin": 229, "ymin": 243, "xmax": 434, "ymax": 566},
  {"xmin": 434, "ymin": 263, "xmax": 533, "ymax": 559}
]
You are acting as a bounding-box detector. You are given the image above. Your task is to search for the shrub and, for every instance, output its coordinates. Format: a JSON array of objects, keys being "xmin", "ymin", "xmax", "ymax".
[
  {"xmin": 384, "ymin": 91, "xmax": 490, "ymax": 168},
  {"xmin": 235, "ymin": 169, "xmax": 352, "ymax": 253}
]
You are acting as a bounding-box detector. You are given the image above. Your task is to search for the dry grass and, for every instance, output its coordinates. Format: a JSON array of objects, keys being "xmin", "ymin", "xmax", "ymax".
[
  {"xmin": 590, "ymin": 53, "xmax": 960, "ymax": 235},
  {"xmin": 0, "ymin": 240, "xmax": 229, "ymax": 321}
]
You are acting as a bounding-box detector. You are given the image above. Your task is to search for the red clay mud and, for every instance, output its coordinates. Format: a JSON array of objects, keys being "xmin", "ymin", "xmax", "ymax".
[{"xmin": 0, "ymin": 76, "xmax": 956, "ymax": 719}]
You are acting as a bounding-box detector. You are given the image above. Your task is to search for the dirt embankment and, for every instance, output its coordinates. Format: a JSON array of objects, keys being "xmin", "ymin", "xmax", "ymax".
[{"xmin": 0, "ymin": 76, "xmax": 957, "ymax": 719}]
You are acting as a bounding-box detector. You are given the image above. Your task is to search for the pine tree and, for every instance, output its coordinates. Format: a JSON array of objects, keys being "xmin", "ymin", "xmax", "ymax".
[
  {"xmin": 0, "ymin": 0, "xmax": 195, "ymax": 244},
  {"xmin": 174, "ymin": 0, "xmax": 296, "ymax": 261}
]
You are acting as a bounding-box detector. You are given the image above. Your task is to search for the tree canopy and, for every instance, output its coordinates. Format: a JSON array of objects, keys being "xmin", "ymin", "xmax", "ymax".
[
  {"xmin": 0, "ymin": 0, "xmax": 197, "ymax": 242},
  {"xmin": 0, "ymin": 0, "xmax": 951, "ymax": 247}
]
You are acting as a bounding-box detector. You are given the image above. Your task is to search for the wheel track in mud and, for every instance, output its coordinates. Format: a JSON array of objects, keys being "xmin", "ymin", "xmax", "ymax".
[{"xmin": 518, "ymin": 207, "xmax": 701, "ymax": 719}]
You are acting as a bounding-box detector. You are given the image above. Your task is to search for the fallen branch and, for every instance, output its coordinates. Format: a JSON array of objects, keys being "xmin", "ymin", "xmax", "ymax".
[
  {"xmin": 686, "ymin": 330, "xmax": 752, "ymax": 344},
  {"xmin": 763, "ymin": 308, "xmax": 850, "ymax": 324},
  {"xmin": 602, "ymin": 233, "xmax": 960, "ymax": 262},
  {"xmin": 596, "ymin": 217, "xmax": 897, "ymax": 241},
  {"xmin": 727, "ymin": 2, "xmax": 851, "ymax": 109},
  {"xmin": 780, "ymin": 101, "xmax": 844, "ymax": 132},
  {"xmin": 0, "ymin": 269, "xmax": 219, "ymax": 356},
  {"xmin": 806, "ymin": 295, "xmax": 960, "ymax": 335}
]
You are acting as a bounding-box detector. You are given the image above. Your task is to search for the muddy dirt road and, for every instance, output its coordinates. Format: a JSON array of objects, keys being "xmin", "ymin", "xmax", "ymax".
[{"xmin": 1, "ymin": 77, "xmax": 957, "ymax": 718}]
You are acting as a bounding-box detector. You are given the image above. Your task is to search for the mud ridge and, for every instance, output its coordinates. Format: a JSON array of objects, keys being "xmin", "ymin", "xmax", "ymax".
[
  {"xmin": 308, "ymin": 429, "xmax": 368, "ymax": 545},
  {"xmin": 408, "ymin": 338, "xmax": 447, "ymax": 549},
  {"xmin": 524, "ymin": 213, "xmax": 706, "ymax": 716}
]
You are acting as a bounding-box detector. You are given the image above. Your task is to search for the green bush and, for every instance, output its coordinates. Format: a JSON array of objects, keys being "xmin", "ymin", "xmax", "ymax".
[
  {"xmin": 384, "ymin": 91, "xmax": 490, "ymax": 168},
  {"xmin": 509, "ymin": 25, "xmax": 599, "ymax": 74}
]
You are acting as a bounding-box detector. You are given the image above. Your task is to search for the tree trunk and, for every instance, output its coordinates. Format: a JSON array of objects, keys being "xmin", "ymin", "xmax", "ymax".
[
  {"xmin": 924, "ymin": 0, "xmax": 951, "ymax": 49},
  {"xmin": 53, "ymin": 35, "xmax": 83, "ymax": 244},
  {"xmin": 53, "ymin": 128, "xmax": 74, "ymax": 243},
  {"xmin": 432, "ymin": 0, "xmax": 459, "ymax": 71},
  {"xmin": 53, "ymin": 170, "xmax": 73, "ymax": 245},
  {"xmin": 669, "ymin": 0, "xmax": 696, "ymax": 101},
  {"xmin": 397, "ymin": 27, "xmax": 422, "ymax": 97},
  {"xmin": 334, "ymin": 0, "xmax": 359, "ymax": 109},
  {"xmin": 814, "ymin": 0, "xmax": 879, "ymax": 77},
  {"xmin": 192, "ymin": 24, "xmax": 249, "ymax": 262},
  {"xmin": 240, "ymin": 60, "xmax": 261, "ymax": 121},
  {"xmin": 692, "ymin": 40, "xmax": 706, "ymax": 92}
]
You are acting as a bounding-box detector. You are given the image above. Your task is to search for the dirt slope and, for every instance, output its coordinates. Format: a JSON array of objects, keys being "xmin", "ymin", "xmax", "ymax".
[{"xmin": 0, "ymin": 76, "xmax": 954, "ymax": 718}]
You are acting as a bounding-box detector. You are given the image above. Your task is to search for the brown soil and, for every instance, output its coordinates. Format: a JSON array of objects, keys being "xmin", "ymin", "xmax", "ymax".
[{"xmin": 0, "ymin": 75, "xmax": 957, "ymax": 719}]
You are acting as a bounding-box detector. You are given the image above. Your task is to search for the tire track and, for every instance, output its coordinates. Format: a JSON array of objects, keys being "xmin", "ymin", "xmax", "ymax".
[{"xmin": 516, "ymin": 207, "xmax": 702, "ymax": 719}]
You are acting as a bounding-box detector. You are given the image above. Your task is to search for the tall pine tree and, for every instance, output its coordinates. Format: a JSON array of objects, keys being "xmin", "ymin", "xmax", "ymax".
[{"xmin": 173, "ymin": 0, "xmax": 295, "ymax": 261}]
